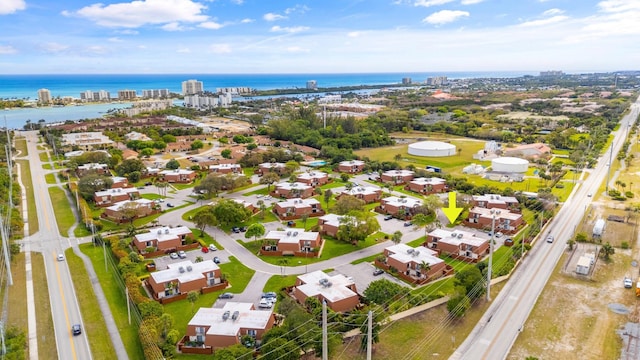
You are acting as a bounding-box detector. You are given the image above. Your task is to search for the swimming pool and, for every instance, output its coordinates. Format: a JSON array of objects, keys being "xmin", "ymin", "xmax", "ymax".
[{"xmin": 305, "ymin": 160, "xmax": 327, "ymax": 167}]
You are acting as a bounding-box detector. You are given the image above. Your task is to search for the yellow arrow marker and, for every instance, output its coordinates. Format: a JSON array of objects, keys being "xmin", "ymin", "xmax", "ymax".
[{"xmin": 442, "ymin": 191, "xmax": 463, "ymax": 224}]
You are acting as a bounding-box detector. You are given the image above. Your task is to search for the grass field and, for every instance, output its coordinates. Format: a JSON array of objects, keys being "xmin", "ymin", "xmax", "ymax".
[
  {"xmin": 15, "ymin": 138, "xmax": 28, "ymax": 156},
  {"xmin": 5, "ymin": 253, "xmax": 27, "ymax": 345},
  {"xmin": 44, "ymin": 173, "xmax": 57, "ymax": 184},
  {"xmin": 79, "ymin": 244, "xmax": 145, "ymax": 360},
  {"xmin": 39, "ymin": 151, "xmax": 49, "ymax": 162},
  {"xmin": 263, "ymin": 274, "xmax": 298, "ymax": 292},
  {"xmin": 65, "ymin": 248, "xmax": 118, "ymax": 359},
  {"xmin": 48, "ymin": 187, "xmax": 76, "ymax": 237},
  {"xmin": 32, "ymin": 253, "xmax": 57, "ymax": 360},
  {"xmin": 17, "ymin": 160, "xmax": 38, "ymax": 235}
]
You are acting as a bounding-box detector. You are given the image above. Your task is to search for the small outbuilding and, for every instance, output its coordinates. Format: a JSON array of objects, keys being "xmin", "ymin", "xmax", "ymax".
[{"xmin": 592, "ymin": 219, "xmax": 605, "ymax": 237}]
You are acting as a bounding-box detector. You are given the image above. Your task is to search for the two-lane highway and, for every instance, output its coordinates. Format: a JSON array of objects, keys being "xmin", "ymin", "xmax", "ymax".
[
  {"xmin": 22, "ymin": 130, "xmax": 92, "ymax": 360},
  {"xmin": 451, "ymin": 97, "xmax": 640, "ymax": 360}
]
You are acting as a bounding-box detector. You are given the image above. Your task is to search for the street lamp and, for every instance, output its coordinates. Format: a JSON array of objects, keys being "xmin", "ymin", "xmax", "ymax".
[{"xmin": 486, "ymin": 209, "xmax": 501, "ymax": 302}]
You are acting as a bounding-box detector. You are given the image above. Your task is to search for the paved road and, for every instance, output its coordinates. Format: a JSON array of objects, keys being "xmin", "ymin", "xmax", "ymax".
[
  {"xmin": 20, "ymin": 131, "xmax": 93, "ymax": 360},
  {"xmin": 450, "ymin": 97, "xmax": 640, "ymax": 360}
]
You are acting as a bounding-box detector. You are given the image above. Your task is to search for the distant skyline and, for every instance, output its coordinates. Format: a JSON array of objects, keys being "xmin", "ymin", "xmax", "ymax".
[{"xmin": 1, "ymin": 0, "xmax": 639, "ymax": 74}]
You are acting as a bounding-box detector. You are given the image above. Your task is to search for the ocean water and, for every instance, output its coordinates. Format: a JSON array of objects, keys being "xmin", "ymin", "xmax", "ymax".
[{"xmin": 0, "ymin": 72, "xmax": 535, "ymax": 129}]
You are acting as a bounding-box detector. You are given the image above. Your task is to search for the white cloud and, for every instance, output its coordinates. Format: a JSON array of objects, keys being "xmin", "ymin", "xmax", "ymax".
[
  {"xmin": 161, "ymin": 22, "xmax": 186, "ymax": 31},
  {"xmin": 177, "ymin": 47, "xmax": 191, "ymax": 53},
  {"xmin": 414, "ymin": 0, "xmax": 455, "ymax": 7},
  {"xmin": 42, "ymin": 42, "xmax": 70, "ymax": 53},
  {"xmin": 240, "ymin": 18, "xmax": 254, "ymax": 23},
  {"xmin": 598, "ymin": 0, "xmax": 640, "ymax": 13},
  {"xmin": 0, "ymin": 0, "xmax": 25, "ymax": 15},
  {"xmin": 286, "ymin": 46, "xmax": 309, "ymax": 53},
  {"xmin": 230, "ymin": 0, "xmax": 243, "ymax": 4},
  {"xmin": 348, "ymin": 31, "xmax": 363, "ymax": 37},
  {"xmin": 461, "ymin": 0, "xmax": 484, "ymax": 4},
  {"xmin": 199, "ymin": 21, "xmax": 224, "ymax": 29},
  {"xmin": 0, "ymin": 45, "xmax": 17, "ymax": 54},
  {"xmin": 519, "ymin": 15, "xmax": 568, "ymax": 27},
  {"xmin": 116, "ymin": 29, "xmax": 139, "ymax": 35},
  {"xmin": 543, "ymin": 8, "xmax": 564, "ymax": 16},
  {"xmin": 284, "ymin": 5, "xmax": 310, "ymax": 15},
  {"xmin": 108, "ymin": 37, "xmax": 123, "ymax": 42},
  {"xmin": 65, "ymin": 0, "xmax": 208, "ymax": 28},
  {"xmin": 423, "ymin": 10, "xmax": 469, "ymax": 24},
  {"xmin": 263, "ymin": 13, "xmax": 287, "ymax": 21},
  {"xmin": 210, "ymin": 43, "xmax": 231, "ymax": 53},
  {"xmin": 270, "ymin": 25, "xmax": 309, "ymax": 33},
  {"xmin": 86, "ymin": 45, "xmax": 107, "ymax": 54}
]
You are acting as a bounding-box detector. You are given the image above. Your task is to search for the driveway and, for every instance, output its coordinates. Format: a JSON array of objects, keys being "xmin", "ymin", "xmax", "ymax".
[{"xmin": 330, "ymin": 262, "xmax": 410, "ymax": 295}]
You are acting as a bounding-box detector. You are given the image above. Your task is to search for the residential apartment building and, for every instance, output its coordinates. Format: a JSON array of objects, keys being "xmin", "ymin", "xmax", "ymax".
[
  {"xmin": 306, "ymin": 80, "xmax": 317, "ymax": 90},
  {"xmin": 110, "ymin": 176, "xmax": 130, "ymax": 188},
  {"xmin": 338, "ymin": 160, "xmax": 365, "ymax": 174},
  {"xmin": 37, "ymin": 88, "xmax": 51, "ymax": 105},
  {"xmin": 256, "ymin": 162, "xmax": 286, "ymax": 175},
  {"xmin": 465, "ymin": 207, "xmax": 524, "ymax": 234},
  {"xmin": 380, "ymin": 169, "xmax": 415, "ymax": 185},
  {"xmin": 382, "ymin": 244, "xmax": 448, "ymax": 283},
  {"xmin": 93, "ymin": 187, "xmax": 139, "ymax": 207},
  {"xmin": 405, "ymin": 177, "xmax": 447, "ymax": 195},
  {"xmin": 80, "ymin": 90, "xmax": 110, "ymax": 102},
  {"xmin": 101, "ymin": 199, "xmax": 159, "ymax": 223},
  {"xmin": 209, "ymin": 163, "xmax": 242, "ymax": 174},
  {"xmin": 61, "ymin": 132, "xmax": 114, "ymax": 151},
  {"xmin": 272, "ymin": 198, "xmax": 324, "ymax": 220},
  {"xmin": 232, "ymin": 199, "xmax": 257, "ymax": 214},
  {"xmin": 425, "ymin": 229, "xmax": 489, "ymax": 263},
  {"xmin": 378, "ymin": 196, "xmax": 423, "ymax": 218},
  {"xmin": 182, "ymin": 79, "xmax": 204, "ymax": 95},
  {"xmin": 292, "ymin": 271, "xmax": 359, "ymax": 312},
  {"xmin": 76, "ymin": 162, "xmax": 110, "ymax": 177},
  {"xmin": 183, "ymin": 93, "xmax": 232, "ymax": 109},
  {"xmin": 337, "ymin": 186, "xmax": 382, "ymax": 204},
  {"xmin": 117, "ymin": 89, "xmax": 137, "ymax": 100},
  {"xmin": 132, "ymin": 226, "xmax": 194, "ymax": 253},
  {"xmin": 184, "ymin": 302, "xmax": 275, "ymax": 352},
  {"xmin": 272, "ymin": 182, "xmax": 314, "ymax": 199},
  {"xmin": 472, "ymin": 194, "xmax": 520, "ymax": 212},
  {"xmin": 147, "ymin": 260, "xmax": 222, "ymax": 300},
  {"xmin": 296, "ymin": 171, "xmax": 329, "ymax": 187},
  {"xmin": 317, "ymin": 214, "xmax": 351, "ymax": 238},
  {"xmin": 263, "ymin": 230, "xmax": 322, "ymax": 255},
  {"xmin": 159, "ymin": 169, "xmax": 197, "ymax": 183},
  {"xmin": 142, "ymin": 89, "xmax": 170, "ymax": 99}
]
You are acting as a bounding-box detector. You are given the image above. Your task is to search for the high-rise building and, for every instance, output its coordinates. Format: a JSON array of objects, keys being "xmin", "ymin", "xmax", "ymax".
[
  {"xmin": 426, "ymin": 76, "xmax": 447, "ymax": 86},
  {"xmin": 80, "ymin": 90, "xmax": 110, "ymax": 102},
  {"xmin": 142, "ymin": 89, "xmax": 170, "ymax": 98},
  {"xmin": 402, "ymin": 77, "xmax": 412, "ymax": 85},
  {"xmin": 306, "ymin": 80, "xmax": 317, "ymax": 90},
  {"xmin": 539, "ymin": 70, "xmax": 564, "ymax": 77},
  {"xmin": 118, "ymin": 89, "xmax": 137, "ymax": 100},
  {"xmin": 37, "ymin": 88, "xmax": 51, "ymax": 105},
  {"xmin": 181, "ymin": 79, "xmax": 204, "ymax": 95}
]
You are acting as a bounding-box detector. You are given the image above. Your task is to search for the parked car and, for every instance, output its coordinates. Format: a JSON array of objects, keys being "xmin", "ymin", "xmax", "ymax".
[
  {"xmin": 219, "ymin": 292, "xmax": 234, "ymax": 299},
  {"xmin": 373, "ymin": 268, "xmax": 384, "ymax": 276},
  {"xmin": 404, "ymin": 221, "xmax": 413, "ymax": 227},
  {"xmin": 201, "ymin": 246, "xmax": 209, "ymax": 253},
  {"xmin": 262, "ymin": 292, "xmax": 277, "ymax": 299},
  {"xmin": 208, "ymin": 244, "xmax": 218, "ymax": 251},
  {"xmin": 495, "ymin": 232, "xmax": 503, "ymax": 238},
  {"xmin": 239, "ymin": 226, "xmax": 247, "ymax": 232},
  {"xmin": 72, "ymin": 324, "xmax": 82, "ymax": 336},
  {"xmin": 178, "ymin": 250, "xmax": 187, "ymax": 259},
  {"xmin": 213, "ymin": 257, "xmax": 221, "ymax": 264},
  {"xmin": 166, "ymin": 203, "xmax": 175, "ymax": 208},
  {"xmin": 287, "ymin": 221, "xmax": 295, "ymax": 227},
  {"xmin": 504, "ymin": 238, "xmax": 514, "ymax": 247},
  {"xmin": 169, "ymin": 252, "xmax": 179, "ymax": 259},
  {"xmin": 384, "ymin": 214, "xmax": 394, "ymax": 221},
  {"xmin": 145, "ymin": 182, "xmax": 153, "ymax": 186},
  {"xmin": 137, "ymin": 186, "xmax": 145, "ymax": 190},
  {"xmin": 57, "ymin": 254, "xmax": 65, "ymax": 261},
  {"xmin": 258, "ymin": 298, "xmax": 273, "ymax": 309},
  {"xmin": 231, "ymin": 227, "xmax": 241, "ymax": 233},
  {"xmin": 624, "ymin": 277, "xmax": 633, "ymax": 289}
]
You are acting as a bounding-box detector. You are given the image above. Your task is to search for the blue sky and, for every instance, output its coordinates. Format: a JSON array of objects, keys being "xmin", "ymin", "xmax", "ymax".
[{"xmin": 0, "ymin": 0, "xmax": 638, "ymax": 74}]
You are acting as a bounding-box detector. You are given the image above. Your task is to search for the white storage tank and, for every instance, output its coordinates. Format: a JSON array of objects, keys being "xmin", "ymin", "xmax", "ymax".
[
  {"xmin": 491, "ymin": 157, "xmax": 529, "ymax": 173},
  {"xmin": 408, "ymin": 141, "xmax": 456, "ymax": 157}
]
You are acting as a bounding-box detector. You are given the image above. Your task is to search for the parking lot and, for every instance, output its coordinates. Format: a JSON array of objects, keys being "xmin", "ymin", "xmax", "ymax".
[
  {"xmin": 153, "ymin": 247, "xmax": 232, "ymax": 270},
  {"xmin": 331, "ymin": 262, "xmax": 410, "ymax": 295}
]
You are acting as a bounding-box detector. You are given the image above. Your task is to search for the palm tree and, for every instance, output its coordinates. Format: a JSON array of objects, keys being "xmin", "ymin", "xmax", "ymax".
[
  {"xmin": 600, "ymin": 242, "xmax": 615, "ymax": 260},
  {"xmin": 615, "ymin": 180, "xmax": 622, "ymax": 191},
  {"xmin": 420, "ymin": 260, "xmax": 431, "ymax": 279}
]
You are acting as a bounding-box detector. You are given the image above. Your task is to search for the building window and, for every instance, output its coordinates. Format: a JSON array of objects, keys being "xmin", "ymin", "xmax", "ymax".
[{"xmin": 247, "ymin": 329, "xmax": 257, "ymax": 337}]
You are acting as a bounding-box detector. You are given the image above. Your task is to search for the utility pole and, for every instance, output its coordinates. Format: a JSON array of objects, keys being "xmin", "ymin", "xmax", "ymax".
[
  {"xmin": 606, "ymin": 143, "xmax": 614, "ymax": 194},
  {"xmin": 322, "ymin": 300, "xmax": 328, "ymax": 360},
  {"xmin": 487, "ymin": 209, "xmax": 500, "ymax": 301},
  {"xmin": 367, "ymin": 310, "xmax": 373, "ymax": 360},
  {"xmin": 126, "ymin": 287, "xmax": 131, "ymax": 325}
]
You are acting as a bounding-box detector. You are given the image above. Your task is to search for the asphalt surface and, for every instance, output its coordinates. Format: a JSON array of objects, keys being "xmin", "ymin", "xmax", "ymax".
[
  {"xmin": 450, "ymin": 97, "xmax": 640, "ymax": 360},
  {"xmin": 20, "ymin": 131, "xmax": 93, "ymax": 360}
]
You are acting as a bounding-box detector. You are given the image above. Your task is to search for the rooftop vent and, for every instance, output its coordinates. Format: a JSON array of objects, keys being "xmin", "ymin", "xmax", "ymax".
[
  {"xmin": 458, "ymin": 233, "xmax": 463, "ymax": 238},
  {"xmin": 186, "ymin": 265, "xmax": 193, "ymax": 272},
  {"xmin": 157, "ymin": 229, "xmax": 162, "ymax": 234},
  {"xmin": 406, "ymin": 249, "xmax": 414, "ymax": 254},
  {"xmin": 451, "ymin": 233, "xmax": 457, "ymax": 237},
  {"xmin": 287, "ymin": 231, "xmax": 292, "ymax": 236},
  {"xmin": 165, "ymin": 228, "xmax": 169, "ymax": 234},
  {"xmin": 179, "ymin": 266, "xmax": 185, "ymax": 273},
  {"xmin": 232, "ymin": 311, "xmax": 240, "ymax": 320},
  {"xmin": 414, "ymin": 250, "xmax": 420, "ymax": 256},
  {"xmin": 293, "ymin": 231, "xmax": 298, "ymax": 236}
]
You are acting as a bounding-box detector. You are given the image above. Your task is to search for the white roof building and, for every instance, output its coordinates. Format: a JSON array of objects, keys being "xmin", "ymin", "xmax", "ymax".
[
  {"xmin": 275, "ymin": 182, "xmax": 312, "ymax": 192},
  {"xmin": 409, "ymin": 177, "xmax": 446, "ymax": 186},
  {"xmin": 61, "ymin": 132, "xmax": 114, "ymax": 148},
  {"xmin": 159, "ymin": 169, "xmax": 195, "ymax": 176},
  {"xmin": 135, "ymin": 226, "xmax": 193, "ymax": 245},
  {"xmin": 277, "ymin": 198, "xmax": 320, "ymax": 209},
  {"xmin": 340, "ymin": 186, "xmax": 381, "ymax": 197},
  {"xmin": 77, "ymin": 163, "xmax": 108, "ymax": 172},
  {"xmin": 265, "ymin": 230, "xmax": 319, "ymax": 245},
  {"xmin": 105, "ymin": 198, "xmax": 155, "ymax": 212},
  {"xmin": 381, "ymin": 196, "xmax": 423, "ymax": 208},
  {"xmin": 150, "ymin": 260, "xmax": 219, "ymax": 285},
  {"xmin": 209, "ymin": 163, "xmax": 242, "ymax": 172},
  {"xmin": 94, "ymin": 187, "xmax": 139, "ymax": 198},
  {"xmin": 339, "ymin": 160, "xmax": 365, "ymax": 167},
  {"xmin": 295, "ymin": 271, "xmax": 357, "ymax": 304},
  {"xmin": 382, "ymin": 169, "xmax": 415, "ymax": 178},
  {"xmin": 428, "ymin": 228, "xmax": 487, "ymax": 248},
  {"xmin": 297, "ymin": 171, "xmax": 328, "ymax": 182},
  {"xmin": 385, "ymin": 243, "xmax": 443, "ymax": 267},
  {"xmin": 188, "ymin": 302, "xmax": 273, "ymax": 337}
]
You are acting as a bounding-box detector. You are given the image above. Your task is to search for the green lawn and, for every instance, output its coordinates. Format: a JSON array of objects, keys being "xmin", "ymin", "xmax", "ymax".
[
  {"xmin": 320, "ymin": 181, "xmax": 347, "ymax": 190},
  {"xmin": 79, "ymin": 244, "xmax": 145, "ymax": 359},
  {"xmin": 48, "ymin": 187, "xmax": 76, "ymax": 236},
  {"xmin": 263, "ymin": 275, "xmax": 298, "ymax": 292},
  {"xmin": 39, "ymin": 151, "xmax": 49, "ymax": 162},
  {"xmin": 15, "ymin": 138, "xmax": 28, "ymax": 156},
  {"xmin": 44, "ymin": 173, "xmax": 57, "ymax": 184},
  {"xmin": 243, "ymin": 187, "xmax": 270, "ymax": 196},
  {"xmin": 163, "ymin": 256, "xmax": 255, "ymax": 332},
  {"xmin": 42, "ymin": 164, "xmax": 52, "ymax": 170},
  {"xmin": 140, "ymin": 193, "xmax": 164, "ymax": 200},
  {"xmin": 31, "ymin": 253, "xmax": 57, "ymax": 360},
  {"xmin": 65, "ymin": 247, "xmax": 118, "ymax": 359},
  {"xmin": 189, "ymin": 228, "xmax": 224, "ymax": 250},
  {"xmin": 17, "ymin": 160, "xmax": 38, "ymax": 235}
]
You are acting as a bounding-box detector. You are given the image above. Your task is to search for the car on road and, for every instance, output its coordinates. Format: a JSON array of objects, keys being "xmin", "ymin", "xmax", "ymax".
[
  {"xmin": 495, "ymin": 232, "xmax": 503, "ymax": 238},
  {"xmin": 373, "ymin": 268, "xmax": 384, "ymax": 276},
  {"xmin": 624, "ymin": 277, "xmax": 633, "ymax": 289},
  {"xmin": 208, "ymin": 244, "xmax": 218, "ymax": 251},
  {"xmin": 258, "ymin": 298, "xmax": 273, "ymax": 309},
  {"xmin": 178, "ymin": 250, "xmax": 187, "ymax": 259},
  {"xmin": 169, "ymin": 252, "xmax": 179, "ymax": 259},
  {"xmin": 72, "ymin": 324, "xmax": 82, "ymax": 336},
  {"xmin": 213, "ymin": 256, "xmax": 221, "ymax": 264},
  {"xmin": 546, "ymin": 235, "xmax": 554, "ymax": 243},
  {"xmin": 158, "ymin": 199, "xmax": 165, "ymax": 203},
  {"xmin": 57, "ymin": 254, "xmax": 65, "ymax": 261},
  {"xmin": 384, "ymin": 214, "xmax": 394, "ymax": 221},
  {"xmin": 587, "ymin": 193, "xmax": 592, "ymax": 197},
  {"xmin": 166, "ymin": 203, "xmax": 174, "ymax": 208},
  {"xmin": 219, "ymin": 292, "xmax": 234, "ymax": 299}
]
